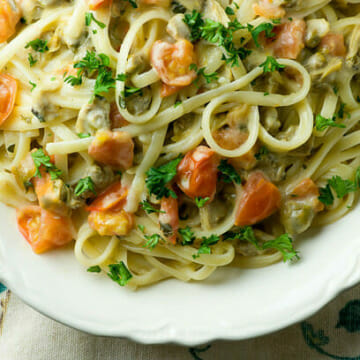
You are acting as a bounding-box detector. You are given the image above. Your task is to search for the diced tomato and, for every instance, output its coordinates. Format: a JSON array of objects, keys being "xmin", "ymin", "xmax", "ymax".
[
  {"xmin": 159, "ymin": 194, "xmax": 179, "ymax": 244},
  {"xmin": 253, "ymin": 0, "xmax": 286, "ymax": 19},
  {"xmin": 88, "ymin": 209, "xmax": 134, "ymax": 236},
  {"xmin": 319, "ymin": 33, "xmax": 346, "ymax": 57},
  {"xmin": 235, "ymin": 171, "xmax": 281, "ymax": 226},
  {"xmin": 176, "ymin": 146, "xmax": 220, "ymax": 201},
  {"xmin": 110, "ymin": 102, "xmax": 129, "ymax": 129},
  {"xmin": 151, "ymin": 39, "xmax": 197, "ymax": 87},
  {"xmin": 16, "ymin": 206, "xmax": 74, "ymax": 254},
  {"xmin": 270, "ymin": 19, "xmax": 306, "ymax": 59},
  {"xmin": 88, "ymin": 0, "xmax": 111, "ymax": 10},
  {"xmin": 291, "ymin": 178, "xmax": 324, "ymax": 212},
  {"xmin": 0, "ymin": 74, "xmax": 17, "ymax": 126},
  {"xmin": 0, "ymin": 0, "xmax": 20, "ymax": 43},
  {"xmin": 161, "ymin": 83, "xmax": 182, "ymax": 98},
  {"xmin": 86, "ymin": 181, "xmax": 127, "ymax": 211},
  {"xmin": 88, "ymin": 130, "xmax": 134, "ymax": 170}
]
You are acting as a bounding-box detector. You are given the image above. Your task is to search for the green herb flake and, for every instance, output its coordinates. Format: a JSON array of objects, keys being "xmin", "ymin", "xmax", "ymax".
[
  {"xmin": 25, "ymin": 39, "xmax": 49, "ymax": 53},
  {"xmin": 259, "ymin": 56, "xmax": 285, "ymax": 73},
  {"xmin": 74, "ymin": 176, "xmax": 96, "ymax": 196},
  {"xmin": 248, "ymin": 23, "xmax": 275, "ymax": 47},
  {"xmin": 77, "ymin": 133, "xmax": 91, "ymax": 138},
  {"xmin": 29, "ymin": 81, "xmax": 36, "ymax": 92},
  {"xmin": 218, "ymin": 159, "xmax": 241, "ymax": 184},
  {"xmin": 195, "ymin": 197, "xmax": 210, "ymax": 208},
  {"xmin": 85, "ymin": 12, "xmax": 106, "ymax": 28},
  {"xmin": 140, "ymin": 200, "xmax": 165, "ymax": 214},
  {"xmin": 107, "ymin": 261, "xmax": 132, "ymax": 286},
  {"xmin": 318, "ymin": 183, "xmax": 334, "ymax": 206},
  {"xmin": 255, "ymin": 146, "xmax": 269, "ymax": 160},
  {"xmin": 178, "ymin": 226, "xmax": 196, "ymax": 246},
  {"xmin": 328, "ymin": 175, "xmax": 357, "ymax": 199},
  {"xmin": 143, "ymin": 234, "xmax": 164, "ymax": 250},
  {"xmin": 225, "ymin": 6, "xmax": 235, "ymax": 15},
  {"xmin": 28, "ymin": 53, "xmax": 37, "ymax": 67},
  {"xmin": 87, "ymin": 265, "xmax": 101, "ymax": 273},
  {"xmin": 145, "ymin": 156, "xmax": 183, "ymax": 199},
  {"xmin": 31, "ymin": 148, "xmax": 62, "ymax": 180},
  {"xmin": 315, "ymin": 114, "xmax": 346, "ymax": 131},
  {"xmin": 193, "ymin": 234, "xmax": 220, "ymax": 259}
]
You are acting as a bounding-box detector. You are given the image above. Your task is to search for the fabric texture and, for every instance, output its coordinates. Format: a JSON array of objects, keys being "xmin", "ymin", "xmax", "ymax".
[{"xmin": 1, "ymin": 284, "xmax": 360, "ymax": 359}]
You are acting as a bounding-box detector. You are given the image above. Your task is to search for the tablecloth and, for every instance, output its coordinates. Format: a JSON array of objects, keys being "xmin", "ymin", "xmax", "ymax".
[{"xmin": 1, "ymin": 282, "xmax": 360, "ymax": 359}]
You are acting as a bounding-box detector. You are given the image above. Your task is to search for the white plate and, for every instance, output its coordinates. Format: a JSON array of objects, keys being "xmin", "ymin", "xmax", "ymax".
[{"xmin": 0, "ymin": 202, "xmax": 359, "ymax": 345}]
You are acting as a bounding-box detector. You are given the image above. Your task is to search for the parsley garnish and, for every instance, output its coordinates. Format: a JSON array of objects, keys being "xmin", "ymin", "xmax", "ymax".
[
  {"xmin": 355, "ymin": 166, "xmax": 360, "ymax": 188},
  {"xmin": 107, "ymin": 261, "xmax": 132, "ymax": 286},
  {"xmin": 190, "ymin": 64, "xmax": 218, "ymax": 84},
  {"xmin": 116, "ymin": 73, "xmax": 128, "ymax": 81},
  {"xmin": 195, "ymin": 197, "xmax": 210, "ymax": 208},
  {"xmin": 138, "ymin": 224, "xmax": 145, "ymax": 233},
  {"xmin": 87, "ymin": 265, "xmax": 101, "ymax": 273},
  {"xmin": 318, "ymin": 183, "xmax": 334, "ymax": 206},
  {"xmin": 140, "ymin": 200, "xmax": 165, "ymax": 214},
  {"xmin": 121, "ymin": 85, "xmax": 142, "ymax": 97},
  {"xmin": 171, "ymin": 1, "xmax": 186, "ymax": 13},
  {"xmin": 178, "ymin": 226, "xmax": 195, "ymax": 246},
  {"xmin": 29, "ymin": 81, "xmax": 36, "ymax": 92},
  {"xmin": 25, "ymin": 39, "xmax": 49, "ymax": 53},
  {"xmin": 28, "ymin": 53, "xmax": 37, "ymax": 67},
  {"xmin": 77, "ymin": 133, "xmax": 91, "ymax": 138},
  {"xmin": 247, "ymin": 23, "xmax": 275, "ymax": 47},
  {"xmin": 262, "ymin": 234, "xmax": 299, "ymax": 262},
  {"xmin": 64, "ymin": 70, "xmax": 83, "ymax": 86},
  {"xmin": 183, "ymin": 10, "xmax": 204, "ymax": 42},
  {"xmin": 145, "ymin": 156, "xmax": 183, "ymax": 199},
  {"xmin": 193, "ymin": 234, "xmax": 220, "ymax": 259},
  {"xmin": 174, "ymin": 100, "xmax": 182, "ymax": 108},
  {"xmin": 328, "ymin": 176, "xmax": 357, "ymax": 199},
  {"xmin": 259, "ymin": 56, "xmax": 285, "ymax": 73},
  {"xmin": 224, "ymin": 227, "xmax": 298, "ymax": 262},
  {"xmin": 85, "ymin": 12, "xmax": 106, "ymax": 28},
  {"xmin": 255, "ymin": 146, "xmax": 269, "ymax": 160},
  {"xmin": 31, "ymin": 149, "xmax": 62, "ymax": 180},
  {"xmin": 218, "ymin": 159, "xmax": 241, "ymax": 184},
  {"xmin": 315, "ymin": 114, "xmax": 346, "ymax": 131},
  {"xmin": 74, "ymin": 176, "xmax": 96, "ymax": 196},
  {"xmin": 225, "ymin": 6, "xmax": 235, "ymax": 15},
  {"xmin": 337, "ymin": 102, "xmax": 350, "ymax": 119},
  {"xmin": 143, "ymin": 234, "xmax": 164, "ymax": 250}
]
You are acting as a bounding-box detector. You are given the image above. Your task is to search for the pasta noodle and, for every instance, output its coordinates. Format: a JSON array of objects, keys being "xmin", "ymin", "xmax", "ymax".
[{"xmin": 0, "ymin": 0, "xmax": 360, "ymax": 289}]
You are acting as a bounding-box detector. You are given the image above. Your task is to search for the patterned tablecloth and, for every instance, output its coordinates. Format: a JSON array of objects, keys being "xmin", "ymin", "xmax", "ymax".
[{"xmin": 1, "ymin": 283, "xmax": 360, "ymax": 359}]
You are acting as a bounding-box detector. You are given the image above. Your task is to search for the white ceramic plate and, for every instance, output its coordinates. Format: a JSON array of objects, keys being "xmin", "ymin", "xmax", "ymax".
[{"xmin": 0, "ymin": 202, "xmax": 359, "ymax": 345}]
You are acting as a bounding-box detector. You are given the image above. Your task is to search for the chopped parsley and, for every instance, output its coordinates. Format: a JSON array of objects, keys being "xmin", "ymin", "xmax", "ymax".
[
  {"xmin": 74, "ymin": 176, "xmax": 96, "ymax": 196},
  {"xmin": 87, "ymin": 265, "xmax": 101, "ymax": 273},
  {"xmin": 174, "ymin": 100, "xmax": 182, "ymax": 108},
  {"xmin": 116, "ymin": 73, "xmax": 128, "ymax": 81},
  {"xmin": 31, "ymin": 148, "xmax": 62, "ymax": 180},
  {"xmin": 195, "ymin": 197, "xmax": 210, "ymax": 208},
  {"xmin": 29, "ymin": 81, "xmax": 36, "ymax": 92},
  {"xmin": 190, "ymin": 64, "xmax": 218, "ymax": 84},
  {"xmin": 193, "ymin": 234, "xmax": 220, "ymax": 259},
  {"xmin": 145, "ymin": 156, "xmax": 183, "ymax": 199},
  {"xmin": 138, "ymin": 224, "xmax": 145, "ymax": 233},
  {"xmin": 255, "ymin": 146, "xmax": 269, "ymax": 160},
  {"xmin": 85, "ymin": 12, "xmax": 106, "ymax": 28},
  {"xmin": 218, "ymin": 159, "xmax": 241, "ymax": 184},
  {"xmin": 355, "ymin": 166, "xmax": 360, "ymax": 188},
  {"xmin": 107, "ymin": 261, "xmax": 132, "ymax": 286},
  {"xmin": 140, "ymin": 200, "xmax": 165, "ymax": 214},
  {"xmin": 225, "ymin": 6, "xmax": 235, "ymax": 15},
  {"xmin": 28, "ymin": 53, "xmax": 37, "ymax": 67},
  {"xmin": 318, "ymin": 183, "xmax": 334, "ymax": 206},
  {"xmin": 224, "ymin": 226, "xmax": 298, "ymax": 262},
  {"xmin": 336, "ymin": 102, "xmax": 350, "ymax": 119},
  {"xmin": 259, "ymin": 56, "xmax": 285, "ymax": 73},
  {"xmin": 64, "ymin": 70, "xmax": 83, "ymax": 86},
  {"xmin": 247, "ymin": 23, "xmax": 275, "ymax": 47},
  {"xmin": 328, "ymin": 176, "xmax": 357, "ymax": 199},
  {"xmin": 77, "ymin": 132, "xmax": 91, "ymax": 138},
  {"xmin": 121, "ymin": 85, "xmax": 142, "ymax": 97},
  {"xmin": 315, "ymin": 114, "xmax": 346, "ymax": 131},
  {"xmin": 143, "ymin": 234, "xmax": 164, "ymax": 250},
  {"xmin": 25, "ymin": 39, "xmax": 49, "ymax": 53},
  {"xmin": 171, "ymin": 1, "xmax": 186, "ymax": 13},
  {"xmin": 178, "ymin": 226, "xmax": 195, "ymax": 246}
]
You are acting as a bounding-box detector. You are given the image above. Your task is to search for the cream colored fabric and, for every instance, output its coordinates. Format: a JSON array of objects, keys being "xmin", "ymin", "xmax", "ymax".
[{"xmin": 1, "ymin": 285, "xmax": 360, "ymax": 359}]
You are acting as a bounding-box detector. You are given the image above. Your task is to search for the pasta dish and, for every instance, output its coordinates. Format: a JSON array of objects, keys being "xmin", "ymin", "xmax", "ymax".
[{"xmin": 0, "ymin": 0, "xmax": 359, "ymax": 289}]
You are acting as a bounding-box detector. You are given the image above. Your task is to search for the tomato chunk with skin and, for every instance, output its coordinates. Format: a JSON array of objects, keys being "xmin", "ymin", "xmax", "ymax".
[
  {"xmin": 17, "ymin": 206, "xmax": 75, "ymax": 254},
  {"xmin": 0, "ymin": 74, "xmax": 17, "ymax": 126},
  {"xmin": 235, "ymin": 171, "xmax": 281, "ymax": 226},
  {"xmin": 176, "ymin": 146, "xmax": 220, "ymax": 201},
  {"xmin": 319, "ymin": 33, "xmax": 346, "ymax": 57},
  {"xmin": 88, "ymin": 209, "xmax": 134, "ymax": 236},
  {"xmin": 86, "ymin": 181, "xmax": 127, "ymax": 212},
  {"xmin": 151, "ymin": 39, "xmax": 197, "ymax": 87},
  {"xmin": 0, "ymin": 0, "xmax": 20, "ymax": 43},
  {"xmin": 88, "ymin": 130, "xmax": 134, "ymax": 170},
  {"xmin": 159, "ymin": 194, "xmax": 179, "ymax": 244},
  {"xmin": 89, "ymin": 0, "xmax": 111, "ymax": 10},
  {"xmin": 253, "ymin": 0, "xmax": 285, "ymax": 19},
  {"xmin": 270, "ymin": 19, "xmax": 306, "ymax": 59}
]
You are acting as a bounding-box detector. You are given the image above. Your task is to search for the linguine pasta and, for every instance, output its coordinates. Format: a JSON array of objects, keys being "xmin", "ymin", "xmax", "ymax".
[{"xmin": 0, "ymin": 0, "xmax": 360, "ymax": 289}]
